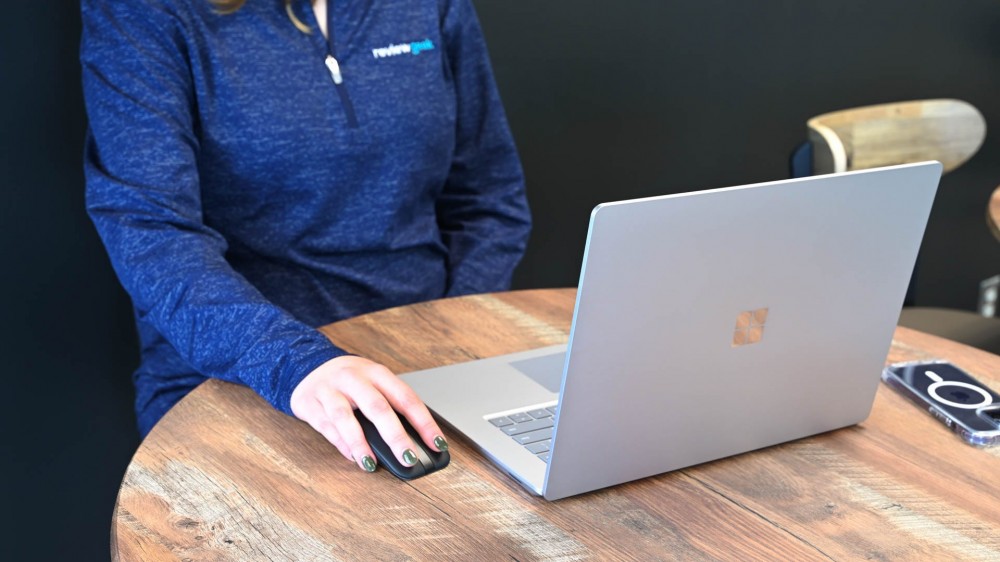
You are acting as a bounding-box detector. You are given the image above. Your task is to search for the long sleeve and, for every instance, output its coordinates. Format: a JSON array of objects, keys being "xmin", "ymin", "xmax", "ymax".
[
  {"xmin": 437, "ymin": 0, "xmax": 532, "ymax": 296},
  {"xmin": 81, "ymin": 0, "xmax": 343, "ymax": 416}
]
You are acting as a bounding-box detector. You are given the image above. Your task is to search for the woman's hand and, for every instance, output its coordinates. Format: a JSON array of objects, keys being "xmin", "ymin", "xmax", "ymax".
[{"xmin": 290, "ymin": 356, "xmax": 448, "ymax": 472}]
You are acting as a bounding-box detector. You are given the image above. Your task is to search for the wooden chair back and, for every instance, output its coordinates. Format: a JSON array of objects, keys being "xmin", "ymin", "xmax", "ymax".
[
  {"xmin": 989, "ymin": 185, "xmax": 1000, "ymax": 243},
  {"xmin": 807, "ymin": 99, "xmax": 986, "ymax": 175}
]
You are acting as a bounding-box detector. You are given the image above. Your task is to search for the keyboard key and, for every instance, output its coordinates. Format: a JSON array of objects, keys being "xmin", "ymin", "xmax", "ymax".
[
  {"xmin": 546, "ymin": 406, "xmax": 558, "ymax": 415},
  {"xmin": 501, "ymin": 418, "xmax": 554, "ymax": 436},
  {"xmin": 536, "ymin": 452, "xmax": 551, "ymax": 463},
  {"xmin": 526, "ymin": 409, "xmax": 552, "ymax": 419},
  {"xmin": 514, "ymin": 427, "xmax": 553, "ymax": 445},
  {"xmin": 509, "ymin": 412, "xmax": 533, "ymax": 423},
  {"xmin": 488, "ymin": 416, "xmax": 514, "ymax": 427},
  {"xmin": 525, "ymin": 440, "xmax": 551, "ymax": 454}
]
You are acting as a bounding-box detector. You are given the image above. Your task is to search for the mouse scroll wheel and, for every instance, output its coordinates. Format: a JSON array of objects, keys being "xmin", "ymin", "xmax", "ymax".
[{"xmin": 412, "ymin": 444, "xmax": 435, "ymax": 471}]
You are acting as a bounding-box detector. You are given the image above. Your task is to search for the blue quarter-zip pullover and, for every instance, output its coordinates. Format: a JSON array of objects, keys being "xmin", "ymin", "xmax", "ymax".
[{"xmin": 80, "ymin": 0, "xmax": 531, "ymax": 436}]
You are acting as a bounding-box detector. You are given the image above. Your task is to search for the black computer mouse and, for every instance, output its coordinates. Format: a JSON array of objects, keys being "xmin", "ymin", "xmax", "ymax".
[{"xmin": 354, "ymin": 409, "xmax": 450, "ymax": 480}]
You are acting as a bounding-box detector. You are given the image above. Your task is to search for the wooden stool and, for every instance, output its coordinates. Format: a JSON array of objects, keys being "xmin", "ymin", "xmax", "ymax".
[{"xmin": 989, "ymin": 184, "xmax": 1000, "ymax": 243}]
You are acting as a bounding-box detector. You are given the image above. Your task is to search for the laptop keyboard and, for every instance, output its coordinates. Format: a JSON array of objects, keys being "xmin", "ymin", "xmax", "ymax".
[{"xmin": 486, "ymin": 404, "xmax": 558, "ymax": 463}]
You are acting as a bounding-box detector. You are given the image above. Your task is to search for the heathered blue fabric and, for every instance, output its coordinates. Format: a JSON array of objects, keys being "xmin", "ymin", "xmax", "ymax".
[{"xmin": 80, "ymin": 0, "xmax": 531, "ymax": 436}]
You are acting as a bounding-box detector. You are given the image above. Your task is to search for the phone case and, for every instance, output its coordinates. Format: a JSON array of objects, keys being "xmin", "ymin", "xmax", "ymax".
[{"xmin": 882, "ymin": 360, "xmax": 1000, "ymax": 446}]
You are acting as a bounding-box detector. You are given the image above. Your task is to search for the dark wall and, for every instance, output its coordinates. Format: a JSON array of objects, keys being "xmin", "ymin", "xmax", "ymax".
[
  {"xmin": 2, "ymin": 3, "xmax": 141, "ymax": 561},
  {"xmin": 4, "ymin": 1, "xmax": 998, "ymax": 560},
  {"xmin": 489, "ymin": 1, "xmax": 1000, "ymax": 308}
]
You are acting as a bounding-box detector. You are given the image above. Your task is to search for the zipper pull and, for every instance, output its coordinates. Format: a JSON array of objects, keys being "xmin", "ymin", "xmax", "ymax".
[{"xmin": 325, "ymin": 55, "xmax": 344, "ymax": 85}]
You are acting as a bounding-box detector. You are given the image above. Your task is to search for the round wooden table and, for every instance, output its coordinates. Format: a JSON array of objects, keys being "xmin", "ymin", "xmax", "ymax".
[{"xmin": 112, "ymin": 289, "xmax": 1000, "ymax": 561}]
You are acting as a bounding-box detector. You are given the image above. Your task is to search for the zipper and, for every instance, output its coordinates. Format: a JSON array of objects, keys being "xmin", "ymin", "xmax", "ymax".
[
  {"xmin": 317, "ymin": 1, "xmax": 358, "ymax": 128},
  {"xmin": 324, "ymin": 55, "xmax": 343, "ymax": 85}
]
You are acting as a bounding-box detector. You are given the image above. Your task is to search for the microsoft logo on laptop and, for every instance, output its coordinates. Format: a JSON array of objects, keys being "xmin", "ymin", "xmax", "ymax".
[{"xmin": 732, "ymin": 308, "xmax": 768, "ymax": 347}]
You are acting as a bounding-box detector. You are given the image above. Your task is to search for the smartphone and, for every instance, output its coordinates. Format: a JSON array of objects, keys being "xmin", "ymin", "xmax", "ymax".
[{"xmin": 882, "ymin": 360, "xmax": 1000, "ymax": 446}]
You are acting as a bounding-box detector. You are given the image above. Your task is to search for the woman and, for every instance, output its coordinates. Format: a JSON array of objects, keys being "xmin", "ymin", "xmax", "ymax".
[{"xmin": 80, "ymin": 0, "xmax": 531, "ymax": 473}]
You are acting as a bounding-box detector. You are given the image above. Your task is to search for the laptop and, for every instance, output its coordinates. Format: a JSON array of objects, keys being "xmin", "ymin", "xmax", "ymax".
[{"xmin": 400, "ymin": 162, "xmax": 942, "ymax": 500}]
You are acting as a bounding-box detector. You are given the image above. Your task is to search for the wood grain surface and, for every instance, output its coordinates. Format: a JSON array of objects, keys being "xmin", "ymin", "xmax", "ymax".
[{"xmin": 112, "ymin": 289, "xmax": 1000, "ymax": 561}]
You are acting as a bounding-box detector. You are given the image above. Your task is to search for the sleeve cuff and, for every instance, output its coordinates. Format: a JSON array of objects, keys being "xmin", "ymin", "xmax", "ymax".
[{"xmin": 272, "ymin": 337, "xmax": 348, "ymax": 418}]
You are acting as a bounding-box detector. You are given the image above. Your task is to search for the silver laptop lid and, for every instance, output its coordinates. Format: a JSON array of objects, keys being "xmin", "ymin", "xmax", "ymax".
[{"xmin": 542, "ymin": 162, "xmax": 941, "ymax": 499}]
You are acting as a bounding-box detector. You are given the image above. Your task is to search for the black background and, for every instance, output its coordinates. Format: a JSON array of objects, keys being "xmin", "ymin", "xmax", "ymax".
[{"xmin": 3, "ymin": 1, "xmax": 999, "ymax": 560}]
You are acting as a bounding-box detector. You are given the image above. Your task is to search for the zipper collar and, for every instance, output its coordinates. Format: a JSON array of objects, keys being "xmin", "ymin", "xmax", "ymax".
[
  {"xmin": 300, "ymin": 0, "xmax": 346, "ymax": 86},
  {"xmin": 298, "ymin": 0, "xmax": 358, "ymax": 127}
]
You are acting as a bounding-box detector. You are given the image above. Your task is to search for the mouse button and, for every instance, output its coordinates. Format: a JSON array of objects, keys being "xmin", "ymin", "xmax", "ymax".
[
  {"xmin": 393, "ymin": 460, "xmax": 426, "ymax": 479},
  {"xmin": 429, "ymin": 449, "xmax": 450, "ymax": 470}
]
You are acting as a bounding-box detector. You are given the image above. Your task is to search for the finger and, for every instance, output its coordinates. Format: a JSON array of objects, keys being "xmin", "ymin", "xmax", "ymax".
[
  {"xmin": 369, "ymin": 369, "xmax": 448, "ymax": 453},
  {"xmin": 306, "ymin": 406, "xmax": 351, "ymax": 461},
  {"xmin": 341, "ymin": 372, "xmax": 419, "ymax": 467},
  {"xmin": 317, "ymin": 421, "xmax": 351, "ymax": 461},
  {"xmin": 293, "ymin": 395, "xmax": 352, "ymax": 459},
  {"xmin": 315, "ymin": 384, "xmax": 377, "ymax": 472}
]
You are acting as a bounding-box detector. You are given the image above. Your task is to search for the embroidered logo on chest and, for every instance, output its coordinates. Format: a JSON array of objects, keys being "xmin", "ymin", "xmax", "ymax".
[{"xmin": 371, "ymin": 39, "xmax": 435, "ymax": 59}]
